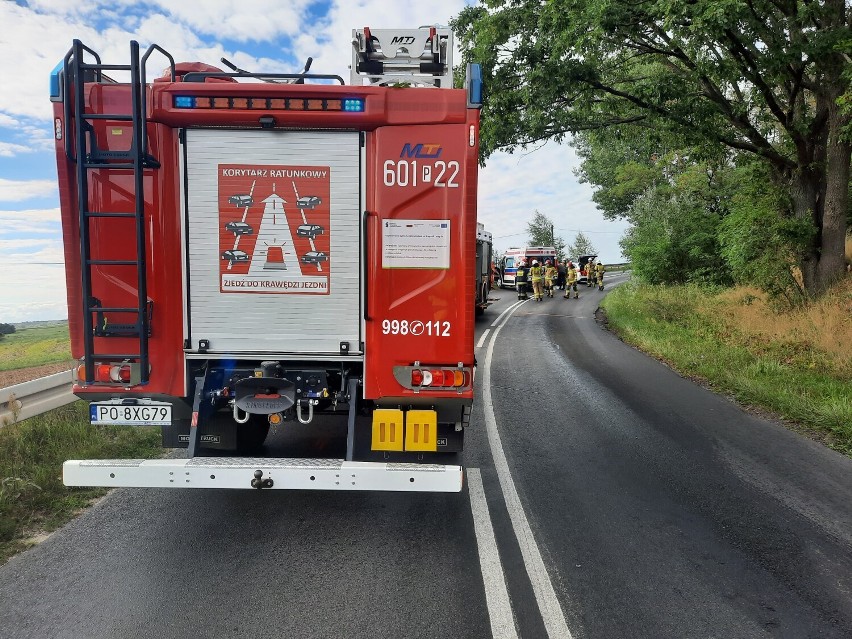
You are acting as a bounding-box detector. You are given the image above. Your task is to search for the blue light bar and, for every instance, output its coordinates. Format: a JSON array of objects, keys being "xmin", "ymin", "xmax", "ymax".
[
  {"xmin": 466, "ymin": 63, "xmax": 482, "ymax": 108},
  {"xmin": 343, "ymin": 98, "xmax": 365, "ymax": 112},
  {"xmin": 174, "ymin": 96, "xmax": 196, "ymax": 108},
  {"xmin": 49, "ymin": 60, "xmax": 63, "ymax": 101}
]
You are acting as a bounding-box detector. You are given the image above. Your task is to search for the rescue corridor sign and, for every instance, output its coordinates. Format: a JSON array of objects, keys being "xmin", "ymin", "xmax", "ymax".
[{"xmin": 218, "ymin": 164, "xmax": 331, "ymax": 294}]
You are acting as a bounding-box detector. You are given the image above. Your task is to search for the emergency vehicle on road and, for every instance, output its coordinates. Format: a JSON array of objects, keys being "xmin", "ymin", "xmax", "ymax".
[
  {"xmin": 475, "ymin": 223, "xmax": 493, "ymax": 315},
  {"xmin": 497, "ymin": 246, "xmax": 557, "ymax": 290},
  {"xmin": 51, "ymin": 27, "xmax": 481, "ymax": 492}
]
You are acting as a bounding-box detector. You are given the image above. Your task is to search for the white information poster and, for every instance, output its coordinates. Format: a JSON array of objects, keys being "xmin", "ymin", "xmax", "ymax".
[{"xmin": 382, "ymin": 219, "xmax": 451, "ymax": 269}]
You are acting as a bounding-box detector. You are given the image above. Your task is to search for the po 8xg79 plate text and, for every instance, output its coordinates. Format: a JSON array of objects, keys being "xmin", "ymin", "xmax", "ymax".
[{"xmin": 90, "ymin": 404, "xmax": 172, "ymax": 426}]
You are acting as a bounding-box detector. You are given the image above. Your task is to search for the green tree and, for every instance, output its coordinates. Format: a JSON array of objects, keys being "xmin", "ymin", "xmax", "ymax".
[
  {"xmin": 573, "ymin": 127, "xmax": 679, "ymax": 219},
  {"xmin": 526, "ymin": 210, "xmax": 555, "ymax": 246},
  {"xmin": 719, "ymin": 161, "xmax": 813, "ymax": 304},
  {"xmin": 621, "ymin": 188, "xmax": 731, "ymax": 285},
  {"xmin": 453, "ymin": 0, "xmax": 851, "ymax": 295},
  {"xmin": 0, "ymin": 323, "xmax": 15, "ymax": 338},
  {"xmin": 526, "ymin": 210, "xmax": 568, "ymax": 258},
  {"xmin": 568, "ymin": 232, "xmax": 597, "ymax": 258}
]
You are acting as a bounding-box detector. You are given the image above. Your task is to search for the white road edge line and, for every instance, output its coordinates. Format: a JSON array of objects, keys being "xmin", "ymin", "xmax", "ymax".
[
  {"xmin": 467, "ymin": 468, "xmax": 520, "ymax": 639},
  {"xmin": 482, "ymin": 306, "xmax": 574, "ymax": 639},
  {"xmin": 476, "ymin": 329, "xmax": 491, "ymax": 349}
]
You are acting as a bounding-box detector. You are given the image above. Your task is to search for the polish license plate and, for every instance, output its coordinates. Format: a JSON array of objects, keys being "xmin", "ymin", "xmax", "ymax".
[{"xmin": 90, "ymin": 402, "xmax": 171, "ymax": 426}]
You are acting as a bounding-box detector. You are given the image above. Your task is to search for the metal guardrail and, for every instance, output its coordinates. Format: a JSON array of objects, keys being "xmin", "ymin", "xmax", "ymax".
[{"xmin": 0, "ymin": 370, "xmax": 76, "ymax": 426}]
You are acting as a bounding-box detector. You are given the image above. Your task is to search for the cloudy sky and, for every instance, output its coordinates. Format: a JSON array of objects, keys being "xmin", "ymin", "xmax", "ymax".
[{"xmin": 0, "ymin": 0, "xmax": 627, "ymax": 322}]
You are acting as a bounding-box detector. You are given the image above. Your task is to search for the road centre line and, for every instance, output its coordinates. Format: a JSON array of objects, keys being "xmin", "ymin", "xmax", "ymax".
[
  {"xmin": 476, "ymin": 329, "xmax": 491, "ymax": 349},
  {"xmin": 467, "ymin": 468, "xmax": 520, "ymax": 639},
  {"xmin": 482, "ymin": 306, "xmax": 574, "ymax": 639},
  {"xmin": 491, "ymin": 299, "xmax": 527, "ymax": 328}
]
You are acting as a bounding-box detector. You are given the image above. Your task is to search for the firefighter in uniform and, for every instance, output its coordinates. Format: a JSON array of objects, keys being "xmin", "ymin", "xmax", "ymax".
[
  {"xmin": 595, "ymin": 260, "xmax": 606, "ymax": 290},
  {"xmin": 530, "ymin": 260, "xmax": 545, "ymax": 301},
  {"xmin": 544, "ymin": 260, "xmax": 558, "ymax": 298},
  {"xmin": 564, "ymin": 261, "xmax": 579, "ymax": 299},
  {"xmin": 586, "ymin": 259, "xmax": 595, "ymax": 286},
  {"xmin": 515, "ymin": 260, "xmax": 529, "ymax": 300}
]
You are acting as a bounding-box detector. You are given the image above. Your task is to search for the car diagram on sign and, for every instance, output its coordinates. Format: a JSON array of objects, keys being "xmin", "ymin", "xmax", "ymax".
[
  {"xmin": 221, "ymin": 249, "xmax": 250, "ymax": 262},
  {"xmin": 301, "ymin": 251, "xmax": 328, "ymax": 264},
  {"xmin": 292, "ymin": 181, "xmax": 327, "ymax": 271},
  {"xmin": 228, "ymin": 194, "xmax": 253, "ymax": 207},
  {"xmin": 297, "ymin": 195, "xmax": 322, "ymax": 209},
  {"xmin": 218, "ymin": 164, "xmax": 331, "ymax": 294},
  {"xmin": 225, "ymin": 221, "xmax": 253, "ymax": 235},
  {"xmin": 296, "ymin": 224, "xmax": 324, "ymax": 239}
]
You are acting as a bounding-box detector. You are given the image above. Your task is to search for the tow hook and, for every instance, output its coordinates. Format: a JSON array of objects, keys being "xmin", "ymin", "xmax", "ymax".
[{"xmin": 251, "ymin": 469, "xmax": 274, "ymax": 489}]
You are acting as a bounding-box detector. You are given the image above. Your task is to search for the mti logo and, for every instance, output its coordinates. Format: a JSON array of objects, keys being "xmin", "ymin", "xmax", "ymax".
[
  {"xmin": 390, "ymin": 36, "xmax": 416, "ymax": 45},
  {"xmin": 400, "ymin": 143, "xmax": 443, "ymax": 159}
]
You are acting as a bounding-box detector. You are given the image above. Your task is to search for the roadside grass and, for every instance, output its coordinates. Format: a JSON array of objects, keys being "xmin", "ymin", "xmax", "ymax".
[
  {"xmin": 600, "ymin": 278, "xmax": 852, "ymax": 457},
  {"xmin": 0, "ymin": 323, "xmax": 72, "ymax": 371},
  {"xmin": 0, "ymin": 401, "xmax": 161, "ymax": 565}
]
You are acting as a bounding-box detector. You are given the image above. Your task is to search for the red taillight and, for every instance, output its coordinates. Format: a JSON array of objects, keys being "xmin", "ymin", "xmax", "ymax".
[
  {"xmin": 95, "ymin": 364, "xmax": 112, "ymax": 382},
  {"xmin": 76, "ymin": 362, "xmax": 134, "ymax": 384},
  {"xmin": 401, "ymin": 366, "xmax": 471, "ymax": 389}
]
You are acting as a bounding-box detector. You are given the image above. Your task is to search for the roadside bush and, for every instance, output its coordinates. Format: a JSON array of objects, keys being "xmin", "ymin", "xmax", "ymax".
[
  {"xmin": 718, "ymin": 162, "xmax": 813, "ymax": 308},
  {"xmin": 620, "ymin": 188, "xmax": 731, "ymax": 286}
]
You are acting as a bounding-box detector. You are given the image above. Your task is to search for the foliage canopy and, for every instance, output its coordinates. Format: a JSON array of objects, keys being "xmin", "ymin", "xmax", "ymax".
[{"xmin": 453, "ymin": 0, "xmax": 851, "ymax": 294}]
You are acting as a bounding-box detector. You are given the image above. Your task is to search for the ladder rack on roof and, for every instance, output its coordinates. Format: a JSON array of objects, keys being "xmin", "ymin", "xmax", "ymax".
[{"xmin": 350, "ymin": 26, "xmax": 453, "ymax": 87}]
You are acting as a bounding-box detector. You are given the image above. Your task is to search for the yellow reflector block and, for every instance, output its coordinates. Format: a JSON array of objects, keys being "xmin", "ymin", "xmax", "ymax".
[
  {"xmin": 371, "ymin": 409, "xmax": 404, "ymax": 451},
  {"xmin": 405, "ymin": 410, "xmax": 438, "ymax": 452}
]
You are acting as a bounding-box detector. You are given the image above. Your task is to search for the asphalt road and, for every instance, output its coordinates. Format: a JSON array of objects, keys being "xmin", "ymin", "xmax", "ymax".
[{"xmin": 1, "ymin": 272, "xmax": 850, "ymax": 638}]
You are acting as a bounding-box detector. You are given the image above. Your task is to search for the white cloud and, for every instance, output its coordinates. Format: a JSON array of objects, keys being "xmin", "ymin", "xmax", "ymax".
[
  {"xmin": 0, "ymin": 208, "xmax": 62, "ymax": 234},
  {"xmin": 0, "ymin": 238, "xmax": 67, "ymax": 321},
  {"xmin": 0, "ymin": 238, "xmax": 57, "ymax": 251},
  {"xmin": 0, "ymin": 179, "xmax": 57, "ymax": 202},
  {"xmin": 0, "ymin": 2, "xmax": 318, "ymax": 122},
  {"xmin": 0, "ymin": 3, "xmax": 101, "ymax": 121},
  {"xmin": 0, "ymin": 270, "xmax": 68, "ymax": 321},
  {"xmin": 0, "ymin": 141, "xmax": 38, "ymax": 157},
  {"xmin": 148, "ymin": 0, "xmax": 315, "ymax": 43}
]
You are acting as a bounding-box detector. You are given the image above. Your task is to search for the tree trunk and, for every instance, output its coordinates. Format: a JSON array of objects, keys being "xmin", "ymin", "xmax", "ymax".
[
  {"xmin": 798, "ymin": 0, "xmax": 852, "ymax": 296},
  {"xmin": 792, "ymin": 81, "xmax": 851, "ymax": 296},
  {"xmin": 790, "ymin": 167, "xmax": 821, "ymax": 294},
  {"xmin": 819, "ymin": 99, "xmax": 852, "ymax": 291}
]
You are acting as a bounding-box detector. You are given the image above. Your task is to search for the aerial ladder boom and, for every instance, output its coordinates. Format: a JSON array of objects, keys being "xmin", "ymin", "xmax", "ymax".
[{"xmin": 351, "ymin": 26, "xmax": 453, "ymax": 87}]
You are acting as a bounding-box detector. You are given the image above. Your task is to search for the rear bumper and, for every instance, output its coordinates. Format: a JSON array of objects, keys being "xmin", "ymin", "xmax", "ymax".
[{"xmin": 63, "ymin": 458, "xmax": 463, "ymax": 492}]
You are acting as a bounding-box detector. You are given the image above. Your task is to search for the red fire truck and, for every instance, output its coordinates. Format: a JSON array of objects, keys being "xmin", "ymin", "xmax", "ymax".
[
  {"xmin": 50, "ymin": 27, "xmax": 481, "ymax": 492},
  {"xmin": 475, "ymin": 222, "xmax": 493, "ymax": 315}
]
